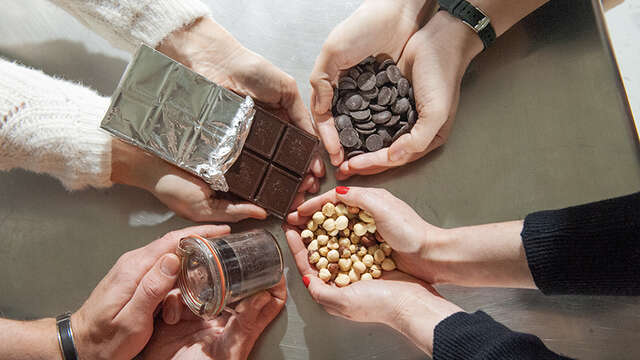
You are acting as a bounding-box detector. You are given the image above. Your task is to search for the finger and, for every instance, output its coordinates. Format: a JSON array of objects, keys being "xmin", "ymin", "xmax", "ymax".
[
  {"xmin": 282, "ymin": 80, "xmax": 316, "ymax": 135},
  {"xmin": 295, "ymin": 189, "xmax": 339, "ymax": 216},
  {"xmin": 290, "ymin": 192, "xmax": 306, "ymax": 213},
  {"xmin": 312, "ymin": 110, "xmax": 344, "ymax": 166},
  {"xmin": 298, "ymin": 174, "xmax": 316, "ymax": 193},
  {"xmin": 335, "ymin": 161, "xmax": 390, "ymax": 180},
  {"xmin": 334, "ymin": 187, "xmax": 397, "ymax": 219},
  {"xmin": 162, "ymin": 290, "xmax": 182, "ymax": 325},
  {"xmin": 267, "ymin": 276, "xmax": 287, "ymax": 303},
  {"xmin": 140, "ymin": 225, "xmax": 232, "ymax": 261},
  {"xmin": 310, "ymin": 154, "xmax": 326, "ymax": 178},
  {"xmin": 309, "ymin": 179, "xmax": 320, "ymax": 194},
  {"xmin": 204, "ymin": 198, "xmax": 268, "ymax": 223},
  {"xmin": 121, "ymin": 254, "xmax": 180, "ymax": 319},
  {"xmin": 283, "ymin": 225, "xmax": 318, "ymax": 277},
  {"xmin": 304, "ymin": 275, "xmax": 344, "ymax": 310},
  {"xmin": 234, "ymin": 290, "xmax": 273, "ymax": 326},
  {"xmin": 285, "ymin": 210, "xmax": 310, "ymax": 227}
]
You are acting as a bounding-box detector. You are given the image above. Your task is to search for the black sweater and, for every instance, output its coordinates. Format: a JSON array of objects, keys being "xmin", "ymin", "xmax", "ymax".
[{"xmin": 433, "ymin": 192, "xmax": 640, "ymax": 359}]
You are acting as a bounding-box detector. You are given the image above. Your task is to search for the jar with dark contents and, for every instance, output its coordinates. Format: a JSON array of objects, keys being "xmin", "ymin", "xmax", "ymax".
[{"xmin": 176, "ymin": 229, "xmax": 283, "ymax": 319}]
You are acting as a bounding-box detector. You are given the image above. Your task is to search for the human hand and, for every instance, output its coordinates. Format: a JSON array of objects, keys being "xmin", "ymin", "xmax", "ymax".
[
  {"xmin": 310, "ymin": 0, "xmax": 435, "ymax": 168},
  {"xmin": 70, "ymin": 225, "xmax": 230, "ymax": 360},
  {"xmin": 140, "ymin": 278, "xmax": 286, "ymax": 360},
  {"xmin": 283, "ymin": 224, "xmax": 461, "ymax": 355},
  {"xmin": 287, "ymin": 186, "xmax": 446, "ymax": 284},
  {"xmin": 158, "ymin": 16, "xmax": 324, "ymax": 188}
]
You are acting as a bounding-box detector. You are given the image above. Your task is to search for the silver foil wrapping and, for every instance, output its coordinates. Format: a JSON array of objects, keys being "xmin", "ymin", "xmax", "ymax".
[{"xmin": 100, "ymin": 44, "xmax": 256, "ymax": 192}]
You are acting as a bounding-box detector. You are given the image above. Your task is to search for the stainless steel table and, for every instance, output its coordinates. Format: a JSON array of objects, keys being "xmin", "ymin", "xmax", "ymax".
[{"xmin": 1, "ymin": 1, "xmax": 639, "ymax": 359}]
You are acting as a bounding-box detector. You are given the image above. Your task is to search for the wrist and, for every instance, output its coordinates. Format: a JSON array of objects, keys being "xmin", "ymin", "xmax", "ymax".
[
  {"xmin": 425, "ymin": 10, "xmax": 484, "ymax": 64},
  {"xmin": 156, "ymin": 17, "xmax": 246, "ymax": 80},
  {"xmin": 110, "ymin": 139, "xmax": 158, "ymax": 192}
]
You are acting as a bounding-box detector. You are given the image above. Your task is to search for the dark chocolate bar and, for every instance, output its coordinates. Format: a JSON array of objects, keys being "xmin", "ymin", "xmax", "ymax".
[{"xmin": 225, "ymin": 107, "xmax": 318, "ymax": 218}]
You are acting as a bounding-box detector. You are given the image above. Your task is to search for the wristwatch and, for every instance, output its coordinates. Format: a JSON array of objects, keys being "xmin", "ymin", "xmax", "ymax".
[
  {"xmin": 438, "ymin": 0, "xmax": 496, "ymax": 50},
  {"xmin": 56, "ymin": 312, "xmax": 79, "ymax": 360}
]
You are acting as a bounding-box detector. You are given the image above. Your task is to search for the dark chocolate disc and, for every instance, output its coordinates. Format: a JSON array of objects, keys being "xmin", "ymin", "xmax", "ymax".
[
  {"xmin": 359, "ymin": 56, "xmax": 376, "ymax": 66},
  {"xmin": 392, "ymin": 124, "xmax": 410, "ymax": 142},
  {"xmin": 408, "ymin": 87, "xmax": 415, "ymax": 103},
  {"xmin": 377, "ymin": 87, "xmax": 392, "ymax": 106},
  {"xmin": 385, "ymin": 114, "xmax": 401, "ymax": 127},
  {"xmin": 355, "ymin": 120, "xmax": 376, "ymax": 130},
  {"xmin": 339, "ymin": 128, "xmax": 360, "ymax": 148},
  {"xmin": 388, "ymin": 87, "xmax": 398, "ymax": 106},
  {"xmin": 407, "ymin": 109, "xmax": 417, "ymax": 127},
  {"xmin": 372, "ymin": 111, "xmax": 392, "ymax": 124},
  {"xmin": 348, "ymin": 68, "xmax": 361, "ymax": 80},
  {"xmin": 357, "ymin": 72, "xmax": 376, "ymax": 91},
  {"xmin": 338, "ymin": 77, "xmax": 356, "ymax": 90},
  {"xmin": 386, "ymin": 65, "xmax": 402, "ymax": 84},
  {"xmin": 377, "ymin": 128, "xmax": 392, "ymax": 146},
  {"xmin": 350, "ymin": 109, "xmax": 371, "ymax": 121},
  {"xmin": 347, "ymin": 150, "xmax": 365, "ymax": 159},
  {"xmin": 355, "ymin": 127, "xmax": 376, "ymax": 136},
  {"xmin": 369, "ymin": 103, "xmax": 386, "ymax": 112},
  {"xmin": 336, "ymin": 98, "xmax": 349, "ymax": 115},
  {"xmin": 397, "ymin": 78, "xmax": 410, "ymax": 97},
  {"xmin": 365, "ymin": 134, "xmax": 384, "ymax": 152},
  {"xmin": 361, "ymin": 87, "xmax": 378, "ymax": 100},
  {"xmin": 358, "ymin": 98, "xmax": 370, "ymax": 110},
  {"xmin": 376, "ymin": 71, "xmax": 389, "ymax": 87},
  {"xmin": 335, "ymin": 114, "xmax": 353, "ymax": 131},
  {"xmin": 392, "ymin": 98, "xmax": 410, "ymax": 114},
  {"xmin": 332, "ymin": 89, "xmax": 339, "ymax": 107},
  {"xmin": 345, "ymin": 93, "xmax": 364, "ymax": 111},
  {"xmin": 378, "ymin": 58, "xmax": 395, "ymax": 71}
]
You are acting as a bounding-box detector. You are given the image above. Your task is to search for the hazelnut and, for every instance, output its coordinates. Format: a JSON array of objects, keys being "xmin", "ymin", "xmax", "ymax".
[
  {"xmin": 348, "ymin": 244, "xmax": 357, "ymax": 253},
  {"xmin": 335, "ymin": 215, "xmax": 349, "ymax": 230},
  {"xmin": 353, "ymin": 222, "xmax": 367, "ymax": 236},
  {"xmin": 352, "ymin": 260, "xmax": 366, "ymax": 274},
  {"xmin": 318, "ymin": 246, "xmax": 329, "ymax": 257},
  {"xmin": 327, "ymin": 263, "xmax": 339, "ymax": 275},
  {"xmin": 358, "ymin": 210, "xmax": 375, "ymax": 223},
  {"xmin": 381, "ymin": 258, "xmax": 396, "ymax": 271},
  {"xmin": 307, "ymin": 220, "xmax": 318, "ymax": 231},
  {"xmin": 347, "ymin": 206, "xmax": 360, "ymax": 214},
  {"xmin": 338, "ymin": 237, "xmax": 351, "ymax": 248},
  {"xmin": 341, "ymin": 249, "xmax": 352, "ymax": 259},
  {"xmin": 327, "ymin": 239, "xmax": 339, "ymax": 250},
  {"xmin": 318, "ymin": 268, "xmax": 331, "ymax": 282},
  {"xmin": 327, "ymin": 249, "xmax": 340, "ymax": 262},
  {"xmin": 301, "ymin": 229, "xmax": 314, "ymax": 242},
  {"xmin": 350, "ymin": 233, "xmax": 360, "ymax": 244},
  {"xmin": 367, "ymin": 245, "xmax": 379, "ymax": 256},
  {"xmin": 370, "ymin": 264, "xmax": 382, "ymax": 278},
  {"xmin": 335, "ymin": 203, "xmax": 348, "ymax": 216},
  {"xmin": 322, "ymin": 218, "xmax": 336, "ymax": 232},
  {"xmin": 360, "ymin": 273, "xmax": 373, "ymax": 281},
  {"xmin": 350, "ymin": 254, "xmax": 361, "ymax": 264},
  {"xmin": 307, "ymin": 239, "xmax": 319, "ymax": 252},
  {"xmin": 373, "ymin": 249, "xmax": 386, "ymax": 264},
  {"xmin": 362, "ymin": 254, "xmax": 374, "ymax": 267},
  {"xmin": 315, "ymin": 228, "xmax": 327, "ymax": 236},
  {"xmin": 357, "ymin": 246, "xmax": 368, "ymax": 257},
  {"xmin": 335, "ymin": 273, "xmax": 351, "ymax": 287},
  {"xmin": 380, "ymin": 243, "xmax": 392, "ymax": 256},
  {"xmin": 328, "ymin": 229, "xmax": 339, "ymax": 237},
  {"xmin": 316, "ymin": 257, "xmax": 328, "ymax": 270},
  {"xmin": 366, "ymin": 223, "xmax": 377, "ymax": 234},
  {"xmin": 338, "ymin": 258, "xmax": 352, "ymax": 272},
  {"xmin": 317, "ymin": 234, "xmax": 329, "ymax": 246},
  {"xmin": 349, "ymin": 268, "xmax": 360, "ymax": 283},
  {"xmin": 360, "ymin": 234, "xmax": 376, "ymax": 247},
  {"xmin": 309, "ymin": 251, "xmax": 320, "ymax": 264},
  {"xmin": 342, "ymin": 228, "xmax": 351, "ymax": 237},
  {"xmin": 322, "ymin": 202, "xmax": 336, "ymax": 217},
  {"xmin": 312, "ymin": 211, "xmax": 325, "ymax": 224}
]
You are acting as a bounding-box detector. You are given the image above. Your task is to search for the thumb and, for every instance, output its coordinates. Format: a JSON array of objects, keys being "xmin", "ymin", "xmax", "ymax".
[
  {"xmin": 310, "ymin": 50, "xmax": 340, "ymax": 115},
  {"xmin": 335, "ymin": 186, "xmax": 391, "ymax": 220},
  {"xmin": 124, "ymin": 254, "xmax": 181, "ymax": 319}
]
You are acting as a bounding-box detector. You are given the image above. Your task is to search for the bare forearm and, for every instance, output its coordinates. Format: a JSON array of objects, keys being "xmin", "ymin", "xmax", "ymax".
[
  {"xmin": 428, "ymin": 221, "xmax": 536, "ymax": 288},
  {"xmin": 0, "ymin": 318, "xmax": 60, "ymax": 359}
]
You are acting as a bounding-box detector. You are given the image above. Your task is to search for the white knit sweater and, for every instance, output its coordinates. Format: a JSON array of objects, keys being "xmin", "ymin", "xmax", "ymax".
[{"xmin": 0, "ymin": 0, "xmax": 210, "ymax": 190}]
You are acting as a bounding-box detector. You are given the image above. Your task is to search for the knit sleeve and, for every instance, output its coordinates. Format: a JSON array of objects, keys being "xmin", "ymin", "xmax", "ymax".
[
  {"xmin": 48, "ymin": 0, "xmax": 211, "ymax": 53},
  {"xmin": 0, "ymin": 59, "xmax": 112, "ymax": 190},
  {"xmin": 433, "ymin": 311, "xmax": 572, "ymax": 360},
  {"xmin": 521, "ymin": 192, "xmax": 640, "ymax": 295}
]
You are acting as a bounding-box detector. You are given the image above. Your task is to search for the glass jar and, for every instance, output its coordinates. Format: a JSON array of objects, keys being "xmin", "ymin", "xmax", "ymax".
[{"xmin": 176, "ymin": 229, "xmax": 283, "ymax": 319}]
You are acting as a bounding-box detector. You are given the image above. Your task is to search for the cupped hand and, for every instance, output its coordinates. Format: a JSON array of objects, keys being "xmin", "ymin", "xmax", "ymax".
[
  {"xmin": 310, "ymin": 0, "xmax": 435, "ymax": 167},
  {"xmin": 141, "ymin": 278, "xmax": 286, "ymax": 360},
  {"xmin": 71, "ymin": 225, "xmax": 230, "ymax": 360},
  {"xmin": 288, "ymin": 186, "xmax": 447, "ymax": 283}
]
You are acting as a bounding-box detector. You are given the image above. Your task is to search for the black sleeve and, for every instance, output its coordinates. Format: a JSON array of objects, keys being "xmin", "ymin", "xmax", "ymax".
[
  {"xmin": 521, "ymin": 191, "xmax": 640, "ymax": 295},
  {"xmin": 434, "ymin": 311, "xmax": 572, "ymax": 360}
]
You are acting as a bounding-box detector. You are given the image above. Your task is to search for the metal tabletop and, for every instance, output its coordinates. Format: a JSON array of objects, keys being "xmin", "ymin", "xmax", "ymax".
[{"xmin": 1, "ymin": 0, "xmax": 639, "ymax": 359}]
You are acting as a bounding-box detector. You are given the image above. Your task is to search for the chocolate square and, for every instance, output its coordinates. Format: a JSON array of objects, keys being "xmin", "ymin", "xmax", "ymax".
[
  {"xmin": 244, "ymin": 108, "xmax": 286, "ymax": 159},
  {"xmin": 225, "ymin": 150, "xmax": 269, "ymax": 200},
  {"xmin": 255, "ymin": 165, "xmax": 301, "ymax": 217},
  {"xmin": 273, "ymin": 126, "xmax": 317, "ymax": 176}
]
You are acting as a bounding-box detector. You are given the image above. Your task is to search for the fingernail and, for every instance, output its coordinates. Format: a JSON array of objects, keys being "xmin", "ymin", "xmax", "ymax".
[
  {"xmin": 161, "ymin": 255, "xmax": 180, "ymax": 276},
  {"xmin": 389, "ymin": 149, "xmax": 407, "ymax": 162},
  {"xmin": 302, "ymin": 275, "xmax": 311, "ymax": 288},
  {"xmin": 335, "ymin": 186, "xmax": 349, "ymax": 195},
  {"xmin": 166, "ymin": 306, "xmax": 177, "ymax": 324}
]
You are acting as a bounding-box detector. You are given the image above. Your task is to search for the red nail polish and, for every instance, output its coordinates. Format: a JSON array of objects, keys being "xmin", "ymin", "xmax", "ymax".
[
  {"xmin": 336, "ymin": 186, "xmax": 349, "ymax": 195},
  {"xmin": 302, "ymin": 275, "xmax": 311, "ymax": 288}
]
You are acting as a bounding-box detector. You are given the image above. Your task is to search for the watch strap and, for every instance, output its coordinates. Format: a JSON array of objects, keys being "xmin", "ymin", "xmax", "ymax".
[
  {"xmin": 56, "ymin": 312, "xmax": 79, "ymax": 360},
  {"xmin": 439, "ymin": 0, "xmax": 496, "ymax": 50}
]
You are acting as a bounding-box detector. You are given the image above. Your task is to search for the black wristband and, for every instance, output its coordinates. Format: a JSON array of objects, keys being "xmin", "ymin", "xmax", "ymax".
[
  {"xmin": 438, "ymin": 0, "xmax": 496, "ymax": 50},
  {"xmin": 56, "ymin": 312, "xmax": 79, "ymax": 360}
]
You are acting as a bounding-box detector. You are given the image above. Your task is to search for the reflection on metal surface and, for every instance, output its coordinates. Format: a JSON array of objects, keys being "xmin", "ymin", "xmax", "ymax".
[
  {"xmin": 101, "ymin": 44, "xmax": 256, "ymax": 191},
  {"xmin": 0, "ymin": 0, "xmax": 639, "ymax": 359}
]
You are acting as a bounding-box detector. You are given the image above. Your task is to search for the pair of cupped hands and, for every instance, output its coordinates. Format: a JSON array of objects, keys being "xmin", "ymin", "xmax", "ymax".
[{"xmin": 113, "ymin": 0, "xmax": 484, "ymax": 223}]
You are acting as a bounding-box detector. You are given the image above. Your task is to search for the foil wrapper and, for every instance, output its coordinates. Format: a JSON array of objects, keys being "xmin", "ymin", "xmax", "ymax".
[{"xmin": 100, "ymin": 44, "xmax": 256, "ymax": 192}]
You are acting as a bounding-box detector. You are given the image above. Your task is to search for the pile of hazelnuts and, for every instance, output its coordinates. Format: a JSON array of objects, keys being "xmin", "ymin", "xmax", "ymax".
[{"xmin": 302, "ymin": 202, "xmax": 396, "ymax": 287}]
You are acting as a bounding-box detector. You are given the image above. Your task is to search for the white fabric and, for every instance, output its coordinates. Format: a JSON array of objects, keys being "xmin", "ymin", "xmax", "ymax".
[
  {"xmin": 0, "ymin": 0, "xmax": 210, "ymax": 190},
  {"xmin": 49, "ymin": 0, "xmax": 211, "ymax": 52}
]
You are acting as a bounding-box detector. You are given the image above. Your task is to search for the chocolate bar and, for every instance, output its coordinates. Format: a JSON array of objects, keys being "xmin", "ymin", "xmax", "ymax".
[{"xmin": 225, "ymin": 108, "xmax": 318, "ymax": 218}]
